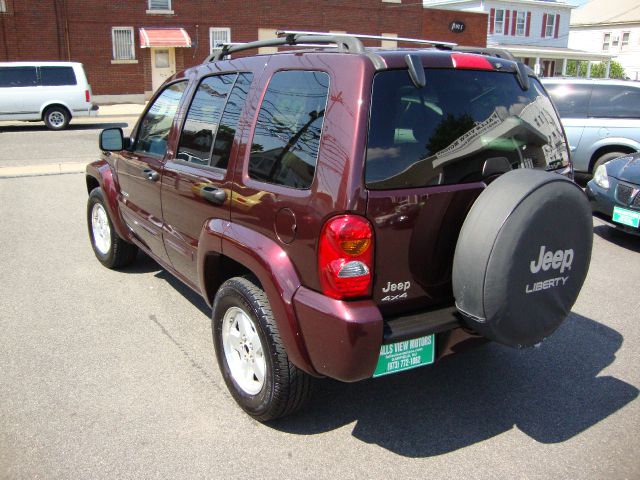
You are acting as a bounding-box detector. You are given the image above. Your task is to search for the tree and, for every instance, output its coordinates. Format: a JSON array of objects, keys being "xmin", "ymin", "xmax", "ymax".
[{"xmin": 565, "ymin": 60, "xmax": 626, "ymax": 79}]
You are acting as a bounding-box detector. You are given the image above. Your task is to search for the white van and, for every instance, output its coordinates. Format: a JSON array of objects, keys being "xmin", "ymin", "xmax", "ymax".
[{"xmin": 0, "ymin": 62, "xmax": 98, "ymax": 130}]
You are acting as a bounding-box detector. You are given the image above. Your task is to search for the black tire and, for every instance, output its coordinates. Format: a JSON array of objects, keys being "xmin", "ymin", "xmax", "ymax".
[
  {"xmin": 592, "ymin": 151, "xmax": 627, "ymax": 173},
  {"xmin": 87, "ymin": 188, "xmax": 138, "ymax": 269},
  {"xmin": 43, "ymin": 106, "xmax": 70, "ymax": 130},
  {"xmin": 212, "ymin": 276, "xmax": 311, "ymax": 421},
  {"xmin": 452, "ymin": 169, "xmax": 593, "ymax": 348}
]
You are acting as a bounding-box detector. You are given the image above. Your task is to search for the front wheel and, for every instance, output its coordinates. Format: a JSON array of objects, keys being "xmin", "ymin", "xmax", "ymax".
[
  {"xmin": 87, "ymin": 188, "xmax": 138, "ymax": 269},
  {"xmin": 212, "ymin": 276, "xmax": 312, "ymax": 421}
]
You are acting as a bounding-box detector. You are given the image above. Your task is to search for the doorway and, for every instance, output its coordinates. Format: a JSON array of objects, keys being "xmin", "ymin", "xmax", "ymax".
[{"xmin": 151, "ymin": 48, "xmax": 176, "ymax": 92}]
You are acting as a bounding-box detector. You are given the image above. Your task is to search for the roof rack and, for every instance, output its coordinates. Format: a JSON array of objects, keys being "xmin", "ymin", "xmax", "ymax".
[
  {"xmin": 206, "ymin": 33, "xmax": 364, "ymax": 62},
  {"xmin": 277, "ymin": 30, "xmax": 457, "ymax": 49},
  {"xmin": 205, "ymin": 30, "xmax": 458, "ymax": 62}
]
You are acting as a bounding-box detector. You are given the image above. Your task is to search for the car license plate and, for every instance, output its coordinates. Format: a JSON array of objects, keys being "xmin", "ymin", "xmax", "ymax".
[
  {"xmin": 612, "ymin": 206, "xmax": 640, "ymax": 228},
  {"xmin": 373, "ymin": 334, "xmax": 435, "ymax": 378}
]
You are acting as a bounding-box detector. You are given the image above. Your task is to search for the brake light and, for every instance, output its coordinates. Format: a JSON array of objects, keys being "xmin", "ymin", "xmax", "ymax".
[
  {"xmin": 451, "ymin": 53, "xmax": 494, "ymax": 71},
  {"xmin": 318, "ymin": 215, "xmax": 374, "ymax": 299},
  {"xmin": 85, "ymin": 89, "xmax": 90, "ymax": 103}
]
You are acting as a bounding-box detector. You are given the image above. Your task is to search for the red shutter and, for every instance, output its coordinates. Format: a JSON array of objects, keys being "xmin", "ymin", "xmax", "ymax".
[
  {"xmin": 505, "ymin": 10, "xmax": 510, "ymax": 35},
  {"xmin": 554, "ymin": 14, "xmax": 560, "ymax": 38},
  {"xmin": 541, "ymin": 13, "xmax": 548, "ymax": 37},
  {"xmin": 526, "ymin": 12, "xmax": 531, "ymax": 37},
  {"xmin": 490, "ymin": 8, "xmax": 495, "ymax": 34},
  {"xmin": 512, "ymin": 10, "xmax": 517, "ymax": 36}
]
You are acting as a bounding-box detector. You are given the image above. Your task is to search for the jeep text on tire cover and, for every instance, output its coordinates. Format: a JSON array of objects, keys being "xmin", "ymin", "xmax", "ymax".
[{"xmin": 85, "ymin": 32, "xmax": 592, "ymax": 420}]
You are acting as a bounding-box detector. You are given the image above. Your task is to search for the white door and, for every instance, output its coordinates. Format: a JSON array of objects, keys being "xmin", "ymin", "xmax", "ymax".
[{"xmin": 151, "ymin": 48, "xmax": 176, "ymax": 93}]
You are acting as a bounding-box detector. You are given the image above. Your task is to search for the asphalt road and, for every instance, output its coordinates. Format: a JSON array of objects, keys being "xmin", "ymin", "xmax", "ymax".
[{"xmin": 0, "ymin": 133, "xmax": 639, "ymax": 478}]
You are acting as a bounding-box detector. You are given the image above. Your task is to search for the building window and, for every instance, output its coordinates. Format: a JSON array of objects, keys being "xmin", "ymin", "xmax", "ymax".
[
  {"xmin": 494, "ymin": 9, "xmax": 505, "ymax": 34},
  {"xmin": 602, "ymin": 33, "xmax": 611, "ymax": 51},
  {"xmin": 611, "ymin": 34, "xmax": 619, "ymax": 48},
  {"xmin": 112, "ymin": 27, "xmax": 135, "ymax": 60},
  {"xmin": 0, "ymin": 0, "xmax": 6, "ymax": 13},
  {"xmin": 621, "ymin": 32, "xmax": 630, "ymax": 50},
  {"xmin": 515, "ymin": 11, "xmax": 526, "ymax": 36},
  {"xmin": 210, "ymin": 28, "xmax": 231, "ymax": 53},
  {"xmin": 148, "ymin": 0, "xmax": 171, "ymax": 11},
  {"xmin": 545, "ymin": 14, "xmax": 556, "ymax": 38}
]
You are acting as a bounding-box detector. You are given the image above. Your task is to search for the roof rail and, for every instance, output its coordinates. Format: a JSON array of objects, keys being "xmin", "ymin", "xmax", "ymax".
[
  {"xmin": 205, "ymin": 33, "xmax": 364, "ymax": 62},
  {"xmin": 277, "ymin": 30, "xmax": 457, "ymax": 49}
]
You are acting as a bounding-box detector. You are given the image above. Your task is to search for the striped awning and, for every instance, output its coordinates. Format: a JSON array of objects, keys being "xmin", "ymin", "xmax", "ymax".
[{"xmin": 139, "ymin": 28, "xmax": 191, "ymax": 48}]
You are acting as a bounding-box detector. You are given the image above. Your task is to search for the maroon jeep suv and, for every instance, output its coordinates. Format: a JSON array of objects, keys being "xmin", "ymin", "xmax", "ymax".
[{"xmin": 86, "ymin": 32, "xmax": 593, "ymax": 421}]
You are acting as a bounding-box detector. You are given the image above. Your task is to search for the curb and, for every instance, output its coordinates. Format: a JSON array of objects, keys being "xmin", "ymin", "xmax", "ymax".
[{"xmin": 0, "ymin": 162, "xmax": 87, "ymax": 178}]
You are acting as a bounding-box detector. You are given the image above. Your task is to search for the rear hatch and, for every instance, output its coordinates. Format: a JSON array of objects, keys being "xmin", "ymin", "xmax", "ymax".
[{"xmin": 365, "ymin": 61, "xmax": 570, "ymax": 316}]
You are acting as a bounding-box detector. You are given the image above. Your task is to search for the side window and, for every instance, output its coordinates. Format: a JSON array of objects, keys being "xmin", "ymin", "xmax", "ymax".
[
  {"xmin": 546, "ymin": 84, "xmax": 592, "ymax": 118},
  {"xmin": 177, "ymin": 74, "xmax": 236, "ymax": 166},
  {"xmin": 589, "ymin": 85, "xmax": 640, "ymax": 118},
  {"xmin": 0, "ymin": 67, "xmax": 37, "ymax": 87},
  {"xmin": 248, "ymin": 71, "xmax": 329, "ymax": 189},
  {"xmin": 211, "ymin": 73, "xmax": 253, "ymax": 169},
  {"xmin": 40, "ymin": 67, "xmax": 77, "ymax": 86},
  {"xmin": 135, "ymin": 81, "xmax": 187, "ymax": 157}
]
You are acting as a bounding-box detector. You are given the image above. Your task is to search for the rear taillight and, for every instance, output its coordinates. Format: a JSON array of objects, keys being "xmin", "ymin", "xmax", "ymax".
[
  {"xmin": 451, "ymin": 53, "xmax": 494, "ymax": 71},
  {"xmin": 85, "ymin": 89, "xmax": 90, "ymax": 103},
  {"xmin": 318, "ymin": 215, "xmax": 373, "ymax": 299}
]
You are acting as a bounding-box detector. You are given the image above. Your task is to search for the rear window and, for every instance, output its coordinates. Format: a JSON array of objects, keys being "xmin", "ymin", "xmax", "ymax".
[
  {"xmin": 40, "ymin": 66, "xmax": 77, "ymax": 86},
  {"xmin": 588, "ymin": 84, "xmax": 640, "ymax": 118},
  {"xmin": 366, "ymin": 69, "xmax": 569, "ymax": 190}
]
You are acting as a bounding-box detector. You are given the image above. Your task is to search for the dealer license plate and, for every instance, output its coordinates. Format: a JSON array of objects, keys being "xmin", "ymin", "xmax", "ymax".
[
  {"xmin": 373, "ymin": 334, "xmax": 435, "ymax": 378},
  {"xmin": 612, "ymin": 206, "xmax": 640, "ymax": 228}
]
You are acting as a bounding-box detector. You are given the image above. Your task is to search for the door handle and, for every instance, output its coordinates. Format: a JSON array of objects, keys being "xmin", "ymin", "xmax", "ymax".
[
  {"xmin": 201, "ymin": 186, "xmax": 227, "ymax": 205},
  {"xmin": 143, "ymin": 168, "xmax": 160, "ymax": 182}
]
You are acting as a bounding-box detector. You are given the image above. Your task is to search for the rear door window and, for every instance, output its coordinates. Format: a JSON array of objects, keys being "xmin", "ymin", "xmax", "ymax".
[
  {"xmin": 248, "ymin": 70, "xmax": 329, "ymax": 189},
  {"xmin": 0, "ymin": 67, "xmax": 38, "ymax": 87},
  {"xmin": 545, "ymin": 83, "xmax": 592, "ymax": 118},
  {"xmin": 40, "ymin": 66, "xmax": 77, "ymax": 86},
  {"xmin": 366, "ymin": 69, "xmax": 569, "ymax": 189},
  {"xmin": 588, "ymin": 84, "xmax": 640, "ymax": 118}
]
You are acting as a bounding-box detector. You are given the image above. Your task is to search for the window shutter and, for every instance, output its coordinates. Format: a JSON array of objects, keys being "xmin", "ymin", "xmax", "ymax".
[
  {"xmin": 490, "ymin": 8, "xmax": 495, "ymax": 34},
  {"xmin": 526, "ymin": 12, "xmax": 531, "ymax": 37},
  {"xmin": 511, "ymin": 10, "xmax": 517, "ymax": 36},
  {"xmin": 505, "ymin": 10, "xmax": 510, "ymax": 35},
  {"xmin": 554, "ymin": 14, "xmax": 560, "ymax": 39},
  {"xmin": 541, "ymin": 13, "xmax": 547, "ymax": 37}
]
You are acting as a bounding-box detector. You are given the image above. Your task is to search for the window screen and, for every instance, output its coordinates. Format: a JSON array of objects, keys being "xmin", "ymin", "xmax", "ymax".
[
  {"xmin": 248, "ymin": 71, "xmax": 329, "ymax": 189},
  {"xmin": 177, "ymin": 74, "xmax": 237, "ymax": 166},
  {"xmin": 136, "ymin": 81, "xmax": 187, "ymax": 157},
  {"xmin": 589, "ymin": 84, "xmax": 640, "ymax": 118},
  {"xmin": 40, "ymin": 67, "xmax": 77, "ymax": 86},
  {"xmin": 0, "ymin": 67, "xmax": 37, "ymax": 87},
  {"xmin": 112, "ymin": 27, "xmax": 135, "ymax": 60}
]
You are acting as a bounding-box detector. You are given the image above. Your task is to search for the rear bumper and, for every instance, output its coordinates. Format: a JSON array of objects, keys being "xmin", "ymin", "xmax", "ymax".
[
  {"xmin": 74, "ymin": 104, "xmax": 99, "ymax": 117},
  {"xmin": 293, "ymin": 286, "xmax": 479, "ymax": 382}
]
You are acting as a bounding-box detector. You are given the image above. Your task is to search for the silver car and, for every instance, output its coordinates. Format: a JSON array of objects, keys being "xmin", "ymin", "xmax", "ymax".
[{"xmin": 542, "ymin": 78, "xmax": 640, "ymax": 176}]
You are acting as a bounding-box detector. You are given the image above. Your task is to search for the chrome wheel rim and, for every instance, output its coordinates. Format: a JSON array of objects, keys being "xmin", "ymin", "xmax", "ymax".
[
  {"xmin": 222, "ymin": 306, "xmax": 266, "ymax": 395},
  {"xmin": 91, "ymin": 203, "xmax": 111, "ymax": 255},
  {"xmin": 48, "ymin": 111, "xmax": 65, "ymax": 128}
]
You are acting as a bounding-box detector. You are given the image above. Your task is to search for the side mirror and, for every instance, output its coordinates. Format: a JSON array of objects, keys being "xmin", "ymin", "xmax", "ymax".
[{"xmin": 100, "ymin": 128, "xmax": 125, "ymax": 151}]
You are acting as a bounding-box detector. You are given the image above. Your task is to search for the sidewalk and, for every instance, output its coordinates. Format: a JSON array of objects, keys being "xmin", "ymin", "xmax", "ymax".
[{"xmin": 96, "ymin": 103, "xmax": 147, "ymax": 117}]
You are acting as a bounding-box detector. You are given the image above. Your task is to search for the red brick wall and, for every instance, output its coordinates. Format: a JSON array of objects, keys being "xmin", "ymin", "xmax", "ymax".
[{"xmin": 0, "ymin": 1, "xmax": 487, "ymax": 96}]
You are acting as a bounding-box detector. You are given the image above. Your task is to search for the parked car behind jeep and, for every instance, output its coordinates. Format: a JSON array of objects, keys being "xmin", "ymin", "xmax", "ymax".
[
  {"xmin": 86, "ymin": 32, "xmax": 593, "ymax": 421},
  {"xmin": 542, "ymin": 78, "xmax": 640, "ymax": 177}
]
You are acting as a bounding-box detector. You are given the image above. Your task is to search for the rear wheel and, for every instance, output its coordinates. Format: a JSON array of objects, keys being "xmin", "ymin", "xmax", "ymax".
[
  {"xmin": 212, "ymin": 276, "xmax": 311, "ymax": 421},
  {"xmin": 592, "ymin": 151, "xmax": 627, "ymax": 173},
  {"xmin": 43, "ymin": 106, "xmax": 70, "ymax": 130},
  {"xmin": 87, "ymin": 188, "xmax": 137, "ymax": 269}
]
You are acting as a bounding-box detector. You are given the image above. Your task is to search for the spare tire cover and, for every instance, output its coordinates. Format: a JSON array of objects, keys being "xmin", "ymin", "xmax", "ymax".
[{"xmin": 452, "ymin": 169, "xmax": 592, "ymax": 348}]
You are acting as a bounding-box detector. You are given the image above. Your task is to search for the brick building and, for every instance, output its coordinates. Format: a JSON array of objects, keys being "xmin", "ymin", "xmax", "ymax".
[{"xmin": 0, "ymin": 0, "xmax": 487, "ymax": 102}]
